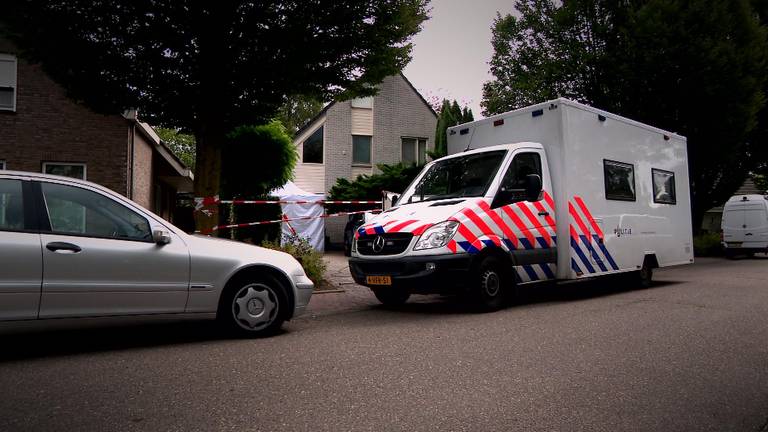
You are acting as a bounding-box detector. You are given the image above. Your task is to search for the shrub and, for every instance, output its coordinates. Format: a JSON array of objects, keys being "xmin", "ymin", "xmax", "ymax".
[
  {"xmin": 261, "ymin": 234, "xmax": 327, "ymax": 285},
  {"xmin": 693, "ymin": 232, "xmax": 723, "ymax": 257}
]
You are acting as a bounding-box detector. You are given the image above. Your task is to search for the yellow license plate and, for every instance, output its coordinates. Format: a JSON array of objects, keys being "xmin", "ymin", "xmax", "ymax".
[{"xmin": 366, "ymin": 275, "xmax": 392, "ymax": 286}]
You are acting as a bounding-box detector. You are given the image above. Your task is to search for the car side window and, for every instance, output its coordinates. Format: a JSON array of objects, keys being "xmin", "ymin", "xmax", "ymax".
[
  {"xmin": 0, "ymin": 179, "xmax": 24, "ymax": 231},
  {"xmin": 41, "ymin": 182, "xmax": 152, "ymax": 241},
  {"xmin": 498, "ymin": 152, "xmax": 542, "ymax": 201}
]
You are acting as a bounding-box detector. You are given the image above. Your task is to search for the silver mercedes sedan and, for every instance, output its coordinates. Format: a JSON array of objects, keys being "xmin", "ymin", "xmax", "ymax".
[{"xmin": 0, "ymin": 171, "xmax": 313, "ymax": 337}]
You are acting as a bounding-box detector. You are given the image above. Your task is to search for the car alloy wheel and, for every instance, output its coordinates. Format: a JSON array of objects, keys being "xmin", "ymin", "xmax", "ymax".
[{"xmin": 231, "ymin": 283, "xmax": 279, "ymax": 332}]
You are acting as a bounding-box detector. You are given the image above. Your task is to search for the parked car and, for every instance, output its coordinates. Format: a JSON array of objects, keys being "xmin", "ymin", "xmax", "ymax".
[
  {"xmin": 0, "ymin": 171, "xmax": 313, "ymax": 336},
  {"xmin": 722, "ymin": 194, "xmax": 768, "ymax": 258},
  {"xmin": 343, "ymin": 213, "xmax": 366, "ymax": 256},
  {"xmin": 350, "ymin": 99, "xmax": 693, "ymax": 309}
]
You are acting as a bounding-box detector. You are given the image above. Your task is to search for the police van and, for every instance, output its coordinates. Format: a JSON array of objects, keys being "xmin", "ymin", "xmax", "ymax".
[{"xmin": 349, "ymin": 98, "xmax": 693, "ymax": 309}]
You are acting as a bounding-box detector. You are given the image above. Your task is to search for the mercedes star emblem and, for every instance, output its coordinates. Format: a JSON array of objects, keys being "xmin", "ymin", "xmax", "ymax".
[{"xmin": 372, "ymin": 235, "xmax": 385, "ymax": 253}]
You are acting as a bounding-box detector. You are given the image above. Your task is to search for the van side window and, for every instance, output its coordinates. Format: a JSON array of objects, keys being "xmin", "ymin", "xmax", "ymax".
[
  {"xmin": 604, "ymin": 160, "xmax": 636, "ymax": 201},
  {"xmin": 652, "ymin": 168, "xmax": 676, "ymax": 204},
  {"xmin": 499, "ymin": 152, "xmax": 542, "ymax": 200}
]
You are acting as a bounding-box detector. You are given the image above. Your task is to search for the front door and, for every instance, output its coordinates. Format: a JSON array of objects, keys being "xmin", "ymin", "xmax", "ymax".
[
  {"xmin": 0, "ymin": 179, "xmax": 42, "ymax": 320},
  {"xmin": 35, "ymin": 181, "xmax": 190, "ymax": 318}
]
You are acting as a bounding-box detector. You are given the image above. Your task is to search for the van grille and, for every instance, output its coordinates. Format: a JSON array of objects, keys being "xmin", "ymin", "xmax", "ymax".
[{"xmin": 357, "ymin": 233, "xmax": 413, "ymax": 256}]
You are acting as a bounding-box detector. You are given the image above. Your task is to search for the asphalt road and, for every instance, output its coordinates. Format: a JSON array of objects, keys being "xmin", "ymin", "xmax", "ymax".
[{"xmin": 1, "ymin": 257, "xmax": 767, "ymax": 432}]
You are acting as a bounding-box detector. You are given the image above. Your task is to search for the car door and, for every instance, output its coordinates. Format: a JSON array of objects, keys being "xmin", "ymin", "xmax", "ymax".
[
  {"xmin": 722, "ymin": 207, "xmax": 745, "ymax": 245},
  {"xmin": 743, "ymin": 203, "xmax": 768, "ymax": 247},
  {"xmin": 0, "ymin": 178, "xmax": 42, "ymax": 320},
  {"xmin": 35, "ymin": 180, "xmax": 190, "ymax": 318}
]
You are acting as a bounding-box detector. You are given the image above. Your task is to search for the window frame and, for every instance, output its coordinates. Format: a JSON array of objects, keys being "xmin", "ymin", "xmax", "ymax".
[
  {"xmin": 401, "ymin": 137, "xmax": 428, "ymax": 165},
  {"xmin": 0, "ymin": 53, "xmax": 17, "ymax": 112},
  {"xmin": 651, "ymin": 168, "xmax": 677, "ymax": 205},
  {"xmin": 603, "ymin": 159, "xmax": 637, "ymax": 202},
  {"xmin": 301, "ymin": 125, "xmax": 324, "ymax": 164},
  {"xmin": 39, "ymin": 180, "xmax": 155, "ymax": 243},
  {"xmin": 352, "ymin": 135, "xmax": 372, "ymax": 166},
  {"xmin": 42, "ymin": 162, "xmax": 87, "ymax": 180}
]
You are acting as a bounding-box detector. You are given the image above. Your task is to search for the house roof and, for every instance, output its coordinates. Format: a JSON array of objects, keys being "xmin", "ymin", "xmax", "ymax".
[{"xmin": 292, "ymin": 73, "xmax": 438, "ymax": 140}]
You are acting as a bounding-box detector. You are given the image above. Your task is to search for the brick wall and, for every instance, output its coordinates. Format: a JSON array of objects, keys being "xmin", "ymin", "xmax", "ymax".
[
  {"xmin": 0, "ymin": 40, "xmax": 129, "ymax": 195},
  {"xmin": 323, "ymin": 74, "xmax": 438, "ymax": 244},
  {"xmin": 131, "ymin": 130, "xmax": 154, "ymax": 208}
]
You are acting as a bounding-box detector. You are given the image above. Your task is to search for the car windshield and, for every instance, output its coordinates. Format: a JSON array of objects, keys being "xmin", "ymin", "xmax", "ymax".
[{"xmin": 399, "ymin": 150, "xmax": 507, "ymax": 204}]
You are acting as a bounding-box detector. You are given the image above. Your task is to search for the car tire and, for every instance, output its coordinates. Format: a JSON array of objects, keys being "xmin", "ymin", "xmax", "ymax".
[
  {"xmin": 372, "ymin": 287, "xmax": 410, "ymax": 306},
  {"xmin": 635, "ymin": 261, "xmax": 653, "ymax": 289},
  {"xmin": 218, "ymin": 274, "xmax": 287, "ymax": 337},
  {"xmin": 471, "ymin": 256, "xmax": 506, "ymax": 311},
  {"xmin": 724, "ymin": 249, "xmax": 736, "ymax": 260}
]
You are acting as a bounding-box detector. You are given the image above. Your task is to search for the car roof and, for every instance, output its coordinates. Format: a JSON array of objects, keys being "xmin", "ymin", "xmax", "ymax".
[{"xmin": 0, "ymin": 170, "xmax": 129, "ymax": 202}]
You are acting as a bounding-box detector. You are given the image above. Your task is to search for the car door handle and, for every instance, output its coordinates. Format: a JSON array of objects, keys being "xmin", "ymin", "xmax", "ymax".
[
  {"xmin": 538, "ymin": 211, "xmax": 549, "ymax": 217},
  {"xmin": 746, "ymin": 233, "xmax": 753, "ymax": 236},
  {"xmin": 46, "ymin": 242, "xmax": 82, "ymax": 253}
]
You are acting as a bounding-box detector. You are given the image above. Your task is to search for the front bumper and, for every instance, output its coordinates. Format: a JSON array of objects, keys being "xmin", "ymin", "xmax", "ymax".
[
  {"xmin": 349, "ymin": 254, "xmax": 472, "ymax": 294},
  {"xmin": 292, "ymin": 281, "xmax": 314, "ymax": 317}
]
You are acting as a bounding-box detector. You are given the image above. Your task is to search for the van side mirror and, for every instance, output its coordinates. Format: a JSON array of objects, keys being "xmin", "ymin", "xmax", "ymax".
[
  {"xmin": 525, "ymin": 174, "xmax": 542, "ymax": 202},
  {"xmin": 153, "ymin": 229, "xmax": 172, "ymax": 245}
]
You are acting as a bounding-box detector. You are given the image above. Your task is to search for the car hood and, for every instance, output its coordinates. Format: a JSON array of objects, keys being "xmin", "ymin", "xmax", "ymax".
[
  {"xmin": 184, "ymin": 234, "xmax": 306, "ymax": 278},
  {"xmin": 359, "ymin": 198, "xmax": 485, "ymax": 236}
]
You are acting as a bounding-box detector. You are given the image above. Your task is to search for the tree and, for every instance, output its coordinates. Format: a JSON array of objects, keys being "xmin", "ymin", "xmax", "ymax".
[
  {"xmin": 275, "ymin": 95, "xmax": 325, "ymax": 138},
  {"xmin": 433, "ymin": 99, "xmax": 474, "ymax": 158},
  {"xmin": 482, "ymin": 0, "xmax": 768, "ymax": 231},
  {"xmin": 1, "ymin": 1, "xmax": 429, "ymax": 232},
  {"xmin": 220, "ymin": 121, "xmax": 297, "ymax": 198},
  {"xmin": 156, "ymin": 128, "xmax": 196, "ymax": 170}
]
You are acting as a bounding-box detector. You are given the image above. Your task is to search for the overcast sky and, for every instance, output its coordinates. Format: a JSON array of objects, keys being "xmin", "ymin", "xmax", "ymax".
[{"xmin": 403, "ymin": 0, "xmax": 516, "ymax": 119}]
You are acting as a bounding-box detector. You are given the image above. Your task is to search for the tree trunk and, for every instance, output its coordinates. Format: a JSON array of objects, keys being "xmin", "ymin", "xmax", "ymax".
[{"xmin": 193, "ymin": 129, "xmax": 224, "ymax": 235}]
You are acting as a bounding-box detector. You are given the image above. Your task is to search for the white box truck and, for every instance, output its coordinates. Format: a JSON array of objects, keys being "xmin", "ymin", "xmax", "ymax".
[
  {"xmin": 349, "ymin": 98, "xmax": 693, "ymax": 309},
  {"xmin": 721, "ymin": 194, "xmax": 768, "ymax": 257}
]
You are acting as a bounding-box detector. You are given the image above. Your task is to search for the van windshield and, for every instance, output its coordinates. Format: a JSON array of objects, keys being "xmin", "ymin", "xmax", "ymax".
[{"xmin": 400, "ymin": 150, "xmax": 507, "ymax": 204}]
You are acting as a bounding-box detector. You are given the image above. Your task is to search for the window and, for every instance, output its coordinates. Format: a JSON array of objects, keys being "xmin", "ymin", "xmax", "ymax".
[
  {"xmin": 302, "ymin": 126, "xmax": 323, "ymax": 164},
  {"xmin": 400, "ymin": 150, "xmax": 507, "ymax": 204},
  {"xmin": 0, "ymin": 160, "xmax": 5, "ymax": 170},
  {"xmin": 499, "ymin": 152, "xmax": 543, "ymax": 202},
  {"xmin": 43, "ymin": 162, "xmax": 87, "ymax": 180},
  {"xmin": 604, "ymin": 160, "xmax": 636, "ymax": 201},
  {"xmin": 0, "ymin": 179, "xmax": 24, "ymax": 231},
  {"xmin": 0, "ymin": 54, "xmax": 17, "ymax": 112},
  {"xmin": 402, "ymin": 137, "xmax": 428, "ymax": 165},
  {"xmin": 352, "ymin": 135, "xmax": 372, "ymax": 165},
  {"xmin": 652, "ymin": 168, "xmax": 676, "ymax": 204},
  {"xmin": 41, "ymin": 182, "xmax": 152, "ymax": 241},
  {"xmin": 351, "ymin": 96, "xmax": 373, "ymax": 108}
]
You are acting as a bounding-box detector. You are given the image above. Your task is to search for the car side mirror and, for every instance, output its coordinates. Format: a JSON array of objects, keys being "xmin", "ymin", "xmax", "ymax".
[
  {"xmin": 525, "ymin": 174, "xmax": 542, "ymax": 202},
  {"xmin": 153, "ymin": 229, "xmax": 172, "ymax": 245}
]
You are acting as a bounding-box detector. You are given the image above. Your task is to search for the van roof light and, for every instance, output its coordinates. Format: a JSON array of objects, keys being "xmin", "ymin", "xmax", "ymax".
[
  {"xmin": 459, "ymin": 128, "xmax": 470, "ymax": 135},
  {"xmin": 598, "ymin": 114, "xmax": 606, "ymax": 122},
  {"xmin": 532, "ymin": 109, "xmax": 544, "ymax": 118},
  {"xmin": 493, "ymin": 119, "xmax": 504, "ymax": 127}
]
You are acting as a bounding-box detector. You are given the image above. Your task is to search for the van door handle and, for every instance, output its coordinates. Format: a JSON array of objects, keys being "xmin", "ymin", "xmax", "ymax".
[
  {"xmin": 46, "ymin": 242, "xmax": 82, "ymax": 253},
  {"xmin": 538, "ymin": 211, "xmax": 549, "ymax": 216},
  {"xmin": 745, "ymin": 233, "xmax": 753, "ymax": 236}
]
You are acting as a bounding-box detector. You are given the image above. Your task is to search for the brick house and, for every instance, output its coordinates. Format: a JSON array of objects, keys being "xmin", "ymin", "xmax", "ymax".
[
  {"xmin": 0, "ymin": 39, "xmax": 192, "ymax": 222},
  {"xmin": 291, "ymin": 73, "xmax": 438, "ymax": 243}
]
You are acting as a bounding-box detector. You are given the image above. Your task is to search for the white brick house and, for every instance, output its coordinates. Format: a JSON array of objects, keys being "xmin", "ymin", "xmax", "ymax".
[{"xmin": 292, "ymin": 74, "xmax": 438, "ymax": 244}]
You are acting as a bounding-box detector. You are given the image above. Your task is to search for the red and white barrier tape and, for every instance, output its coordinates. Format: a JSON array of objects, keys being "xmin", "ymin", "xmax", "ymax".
[
  {"xmin": 205, "ymin": 209, "xmax": 381, "ymax": 233},
  {"xmin": 194, "ymin": 196, "xmax": 381, "ymax": 210}
]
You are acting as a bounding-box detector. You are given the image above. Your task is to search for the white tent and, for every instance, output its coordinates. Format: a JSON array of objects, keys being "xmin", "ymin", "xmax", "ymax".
[{"xmin": 271, "ymin": 181, "xmax": 325, "ymax": 251}]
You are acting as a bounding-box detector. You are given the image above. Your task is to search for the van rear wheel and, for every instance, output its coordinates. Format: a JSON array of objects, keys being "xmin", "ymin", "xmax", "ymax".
[{"xmin": 635, "ymin": 262, "xmax": 653, "ymax": 289}]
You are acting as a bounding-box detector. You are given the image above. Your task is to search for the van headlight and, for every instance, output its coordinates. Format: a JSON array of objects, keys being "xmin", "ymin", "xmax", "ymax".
[{"xmin": 414, "ymin": 221, "xmax": 459, "ymax": 250}]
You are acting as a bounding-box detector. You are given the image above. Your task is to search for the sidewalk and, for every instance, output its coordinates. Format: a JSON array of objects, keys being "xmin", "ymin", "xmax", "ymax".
[{"xmin": 303, "ymin": 251, "xmax": 379, "ymax": 317}]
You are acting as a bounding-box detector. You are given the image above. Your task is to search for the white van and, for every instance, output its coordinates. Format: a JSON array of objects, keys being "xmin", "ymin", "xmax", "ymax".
[
  {"xmin": 721, "ymin": 194, "xmax": 768, "ymax": 257},
  {"xmin": 349, "ymin": 99, "xmax": 693, "ymax": 309}
]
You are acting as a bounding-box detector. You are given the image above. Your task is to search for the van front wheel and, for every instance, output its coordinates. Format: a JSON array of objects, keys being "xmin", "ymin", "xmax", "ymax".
[
  {"xmin": 471, "ymin": 257, "xmax": 506, "ymax": 311},
  {"xmin": 372, "ymin": 287, "xmax": 410, "ymax": 306}
]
